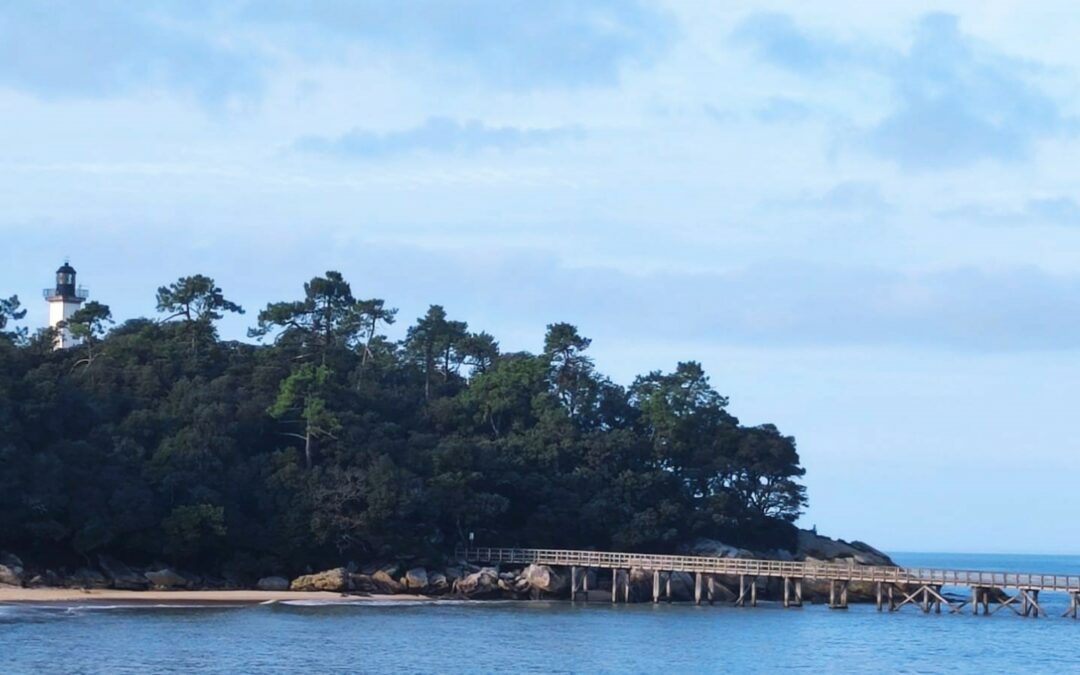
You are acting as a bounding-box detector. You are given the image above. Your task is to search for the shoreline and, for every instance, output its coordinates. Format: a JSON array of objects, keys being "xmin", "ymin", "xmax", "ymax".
[{"xmin": 0, "ymin": 587, "xmax": 436, "ymax": 605}]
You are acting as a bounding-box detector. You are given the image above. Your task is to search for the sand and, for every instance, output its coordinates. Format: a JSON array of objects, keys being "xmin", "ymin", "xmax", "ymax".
[{"xmin": 0, "ymin": 586, "xmax": 428, "ymax": 605}]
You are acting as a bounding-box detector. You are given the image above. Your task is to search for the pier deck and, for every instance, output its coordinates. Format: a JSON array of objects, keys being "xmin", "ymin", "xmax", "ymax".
[{"xmin": 460, "ymin": 546, "xmax": 1080, "ymax": 618}]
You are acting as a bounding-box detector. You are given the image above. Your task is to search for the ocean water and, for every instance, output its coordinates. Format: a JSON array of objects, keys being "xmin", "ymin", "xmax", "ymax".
[{"xmin": 4, "ymin": 553, "xmax": 1080, "ymax": 674}]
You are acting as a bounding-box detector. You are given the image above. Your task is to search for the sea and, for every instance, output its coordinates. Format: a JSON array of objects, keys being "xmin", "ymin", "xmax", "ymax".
[{"xmin": 4, "ymin": 552, "xmax": 1080, "ymax": 674}]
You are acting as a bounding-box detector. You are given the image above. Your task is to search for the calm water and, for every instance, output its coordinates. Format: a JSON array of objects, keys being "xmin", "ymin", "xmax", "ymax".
[{"xmin": 5, "ymin": 553, "xmax": 1080, "ymax": 674}]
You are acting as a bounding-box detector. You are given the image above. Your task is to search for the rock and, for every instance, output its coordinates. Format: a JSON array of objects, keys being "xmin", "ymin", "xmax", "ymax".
[
  {"xmin": 290, "ymin": 567, "xmax": 349, "ymax": 592},
  {"xmin": 427, "ymin": 572, "xmax": 449, "ymax": 594},
  {"xmin": 0, "ymin": 552, "xmax": 24, "ymax": 571},
  {"xmin": 403, "ymin": 567, "xmax": 428, "ymax": 591},
  {"xmin": 667, "ymin": 571, "xmax": 694, "ymax": 601},
  {"xmin": 443, "ymin": 567, "xmax": 463, "ymax": 584},
  {"xmin": 257, "ymin": 576, "xmax": 290, "ymax": 591},
  {"xmin": 97, "ymin": 555, "xmax": 148, "ymax": 590},
  {"xmin": 795, "ymin": 529, "xmax": 894, "ymax": 567},
  {"xmin": 372, "ymin": 570, "xmax": 403, "ymax": 593},
  {"xmin": 454, "ymin": 567, "xmax": 500, "ymax": 598},
  {"xmin": 68, "ymin": 567, "xmax": 109, "ymax": 589},
  {"xmin": 522, "ymin": 564, "xmax": 567, "ymax": 595},
  {"xmin": 683, "ymin": 539, "xmax": 755, "ymax": 559},
  {"xmin": 145, "ymin": 568, "xmax": 189, "ymax": 590},
  {"xmin": 27, "ymin": 570, "xmax": 63, "ymax": 588},
  {"xmin": 0, "ymin": 564, "xmax": 22, "ymax": 587}
]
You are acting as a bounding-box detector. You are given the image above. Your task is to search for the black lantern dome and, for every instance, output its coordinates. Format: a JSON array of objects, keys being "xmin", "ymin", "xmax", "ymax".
[{"xmin": 44, "ymin": 261, "xmax": 89, "ymax": 302}]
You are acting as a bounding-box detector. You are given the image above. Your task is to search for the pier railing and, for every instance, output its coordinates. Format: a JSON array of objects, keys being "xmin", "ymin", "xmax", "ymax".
[{"xmin": 460, "ymin": 546, "xmax": 1080, "ymax": 592}]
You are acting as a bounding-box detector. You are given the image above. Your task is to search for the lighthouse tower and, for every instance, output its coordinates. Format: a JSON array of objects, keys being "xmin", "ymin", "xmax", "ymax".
[{"xmin": 44, "ymin": 261, "xmax": 88, "ymax": 349}]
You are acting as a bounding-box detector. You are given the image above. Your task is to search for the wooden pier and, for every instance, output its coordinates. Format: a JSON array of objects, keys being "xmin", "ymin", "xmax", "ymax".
[{"xmin": 460, "ymin": 546, "xmax": 1080, "ymax": 619}]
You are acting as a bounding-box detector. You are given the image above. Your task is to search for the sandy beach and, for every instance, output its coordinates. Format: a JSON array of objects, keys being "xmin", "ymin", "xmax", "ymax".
[{"xmin": 0, "ymin": 587, "xmax": 427, "ymax": 605}]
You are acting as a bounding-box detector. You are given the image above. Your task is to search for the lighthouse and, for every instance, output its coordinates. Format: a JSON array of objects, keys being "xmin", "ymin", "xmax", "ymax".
[{"xmin": 44, "ymin": 261, "xmax": 88, "ymax": 349}]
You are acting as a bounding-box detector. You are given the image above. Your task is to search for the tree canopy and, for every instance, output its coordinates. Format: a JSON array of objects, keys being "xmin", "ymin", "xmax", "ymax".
[{"xmin": 0, "ymin": 271, "xmax": 807, "ymax": 578}]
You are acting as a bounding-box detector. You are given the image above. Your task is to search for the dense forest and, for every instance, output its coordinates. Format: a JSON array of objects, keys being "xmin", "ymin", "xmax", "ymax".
[{"xmin": 0, "ymin": 272, "xmax": 807, "ymax": 579}]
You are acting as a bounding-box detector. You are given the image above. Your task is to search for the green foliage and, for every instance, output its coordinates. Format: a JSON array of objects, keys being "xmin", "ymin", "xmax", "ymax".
[
  {"xmin": 0, "ymin": 295, "xmax": 27, "ymax": 342},
  {"xmin": 0, "ymin": 271, "xmax": 807, "ymax": 578},
  {"xmin": 157, "ymin": 275, "xmax": 244, "ymax": 323}
]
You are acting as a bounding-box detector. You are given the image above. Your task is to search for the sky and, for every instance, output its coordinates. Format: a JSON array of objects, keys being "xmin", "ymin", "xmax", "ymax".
[{"xmin": 3, "ymin": 0, "xmax": 1080, "ymax": 555}]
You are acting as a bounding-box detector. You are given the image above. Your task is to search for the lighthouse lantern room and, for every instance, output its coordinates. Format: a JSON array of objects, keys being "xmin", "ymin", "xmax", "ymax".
[{"xmin": 44, "ymin": 261, "xmax": 89, "ymax": 349}]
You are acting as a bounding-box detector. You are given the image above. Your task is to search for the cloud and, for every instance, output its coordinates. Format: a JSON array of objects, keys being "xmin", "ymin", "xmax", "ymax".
[
  {"xmin": 730, "ymin": 12, "xmax": 853, "ymax": 74},
  {"xmin": 241, "ymin": 0, "xmax": 677, "ymax": 90},
  {"xmin": 733, "ymin": 11, "xmax": 1072, "ymax": 169},
  {"xmin": 754, "ymin": 97, "xmax": 813, "ymax": 124},
  {"xmin": 768, "ymin": 181, "xmax": 891, "ymax": 219},
  {"xmin": 292, "ymin": 117, "xmax": 584, "ymax": 159},
  {"xmin": 940, "ymin": 195, "xmax": 1080, "ymax": 226},
  {"xmin": 0, "ymin": 2, "xmax": 262, "ymax": 103},
  {"xmin": 0, "ymin": 1, "xmax": 674, "ymax": 101}
]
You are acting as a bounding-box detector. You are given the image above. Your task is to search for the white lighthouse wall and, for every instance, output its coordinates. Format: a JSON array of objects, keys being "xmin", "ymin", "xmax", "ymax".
[{"xmin": 49, "ymin": 300, "xmax": 82, "ymax": 349}]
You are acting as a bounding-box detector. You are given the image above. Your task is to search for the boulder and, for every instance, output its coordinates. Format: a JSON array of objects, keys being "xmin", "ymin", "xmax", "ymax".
[
  {"xmin": 97, "ymin": 555, "xmax": 148, "ymax": 590},
  {"xmin": 68, "ymin": 568, "xmax": 109, "ymax": 589},
  {"xmin": 795, "ymin": 529, "xmax": 894, "ymax": 567},
  {"xmin": 453, "ymin": 567, "xmax": 500, "ymax": 598},
  {"xmin": 256, "ymin": 576, "xmax": 290, "ymax": 591},
  {"xmin": 443, "ymin": 566, "xmax": 463, "ymax": 584},
  {"xmin": 0, "ymin": 552, "xmax": 24, "ymax": 571},
  {"xmin": 522, "ymin": 564, "xmax": 567, "ymax": 595},
  {"xmin": 27, "ymin": 570, "xmax": 63, "ymax": 588},
  {"xmin": 372, "ymin": 570, "xmax": 403, "ymax": 593},
  {"xmin": 145, "ymin": 568, "xmax": 189, "ymax": 590},
  {"xmin": 427, "ymin": 572, "xmax": 449, "ymax": 594},
  {"xmin": 402, "ymin": 567, "xmax": 428, "ymax": 591},
  {"xmin": 290, "ymin": 567, "xmax": 349, "ymax": 592},
  {"xmin": 0, "ymin": 564, "xmax": 22, "ymax": 587},
  {"xmin": 683, "ymin": 539, "xmax": 754, "ymax": 559},
  {"xmin": 667, "ymin": 571, "xmax": 694, "ymax": 601}
]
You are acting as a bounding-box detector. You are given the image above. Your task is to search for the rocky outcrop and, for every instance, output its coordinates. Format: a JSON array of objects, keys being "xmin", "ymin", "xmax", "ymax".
[
  {"xmin": 682, "ymin": 539, "xmax": 754, "ymax": 559},
  {"xmin": 427, "ymin": 572, "xmax": 449, "ymax": 594},
  {"xmin": 795, "ymin": 530, "xmax": 894, "ymax": 567},
  {"xmin": 68, "ymin": 567, "xmax": 109, "ymax": 588},
  {"xmin": 98, "ymin": 555, "xmax": 149, "ymax": 590},
  {"xmin": 0, "ymin": 564, "xmax": 21, "ymax": 587},
  {"xmin": 522, "ymin": 564, "xmax": 567, "ymax": 595},
  {"xmin": 290, "ymin": 567, "xmax": 349, "ymax": 592},
  {"xmin": 371, "ymin": 570, "xmax": 403, "ymax": 593},
  {"xmin": 257, "ymin": 576, "xmax": 290, "ymax": 591},
  {"xmin": 402, "ymin": 567, "xmax": 428, "ymax": 591},
  {"xmin": 145, "ymin": 568, "xmax": 190, "ymax": 590},
  {"xmin": 453, "ymin": 567, "xmax": 500, "ymax": 598}
]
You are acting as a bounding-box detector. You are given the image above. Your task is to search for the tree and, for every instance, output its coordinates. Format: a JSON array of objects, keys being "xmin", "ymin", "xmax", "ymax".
[
  {"xmin": 404, "ymin": 305, "xmax": 468, "ymax": 400},
  {"xmin": 356, "ymin": 298, "xmax": 397, "ymax": 368},
  {"xmin": 250, "ymin": 271, "xmax": 365, "ymax": 363},
  {"xmin": 0, "ymin": 295, "xmax": 27, "ymax": 342},
  {"xmin": 458, "ymin": 331, "xmax": 499, "ymax": 375},
  {"xmin": 269, "ymin": 364, "xmax": 341, "ymax": 469},
  {"xmin": 543, "ymin": 323, "xmax": 596, "ymax": 419},
  {"xmin": 156, "ymin": 275, "xmax": 244, "ymax": 323},
  {"xmin": 63, "ymin": 301, "xmax": 113, "ymax": 370}
]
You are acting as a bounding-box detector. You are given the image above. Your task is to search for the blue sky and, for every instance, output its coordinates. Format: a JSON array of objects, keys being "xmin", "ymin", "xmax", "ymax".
[{"xmin": 4, "ymin": 1, "xmax": 1080, "ymax": 554}]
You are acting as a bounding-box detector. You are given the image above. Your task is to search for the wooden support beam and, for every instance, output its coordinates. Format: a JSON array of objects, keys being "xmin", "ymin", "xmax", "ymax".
[
  {"xmin": 840, "ymin": 581, "xmax": 848, "ymax": 609},
  {"xmin": 612, "ymin": 569, "xmax": 618, "ymax": 604},
  {"xmin": 750, "ymin": 577, "xmax": 757, "ymax": 607},
  {"xmin": 876, "ymin": 582, "xmax": 882, "ymax": 611},
  {"xmin": 921, "ymin": 586, "xmax": 930, "ymax": 614},
  {"xmin": 653, "ymin": 570, "xmax": 660, "ymax": 604},
  {"xmin": 795, "ymin": 579, "xmax": 803, "ymax": 607},
  {"xmin": 571, "ymin": 567, "xmax": 577, "ymax": 602},
  {"xmin": 666, "ymin": 573, "xmax": 672, "ymax": 604},
  {"xmin": 888, "ymin": 584, "xmax": 896, "ymax": 611},
  {"xmin": 829, "ymin": 580, "xmax": 836, "ymax": 608},
  {"xmin": 784, "ymin": 577, "xmax": 791, "ymax": 609},
  {"xmin": 738, "ymin": 575, "xmax": 746, "ymax": 607},
  {"xmin": 582, "ymin": 567, "xmax": 589, "ymax": 603},
  {"xmin": 707, "ymin": 575, "xmax": 715, "ymax": 606},
  {"xmin": 695, "ymin": 572, "xmax": 703, "ymax": 606},
  {"xmin": 972, "ymin": 587, "xmax": 979, "ymax": 615},
  {"xmin": 624, "ymin": 569, "xmax": 630, "ymax": 604}
]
